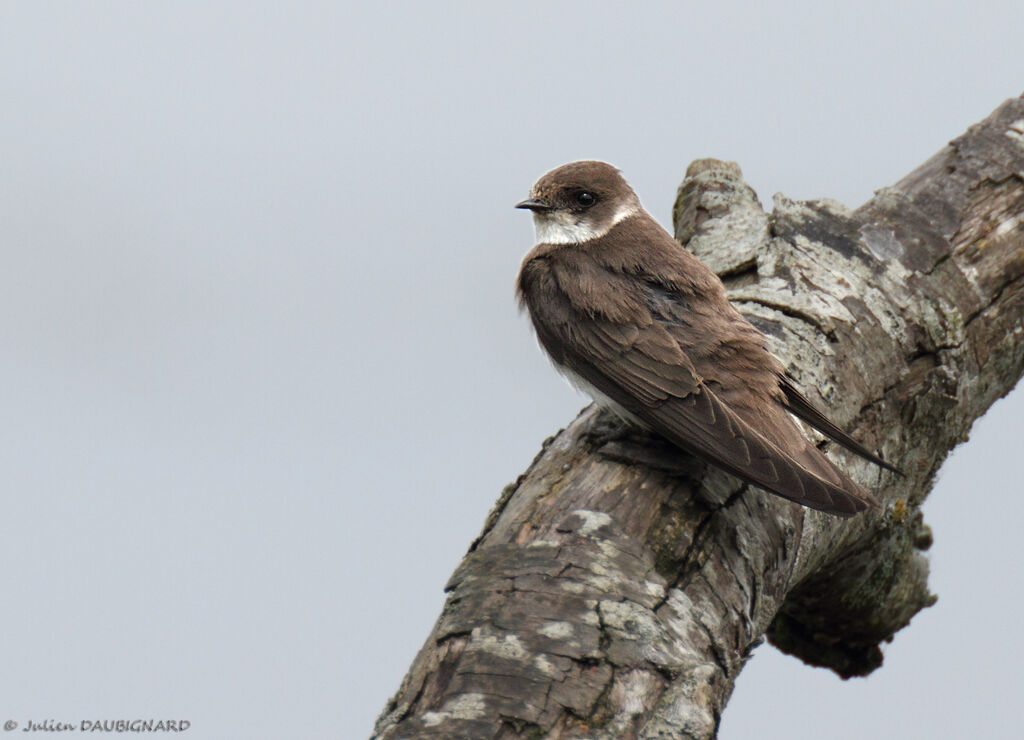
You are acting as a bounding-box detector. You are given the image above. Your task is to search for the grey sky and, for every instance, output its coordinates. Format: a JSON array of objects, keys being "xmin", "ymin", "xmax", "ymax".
[{"xmin": 1, "ymin": 2, "xmax": 1021, "ymax": 738}]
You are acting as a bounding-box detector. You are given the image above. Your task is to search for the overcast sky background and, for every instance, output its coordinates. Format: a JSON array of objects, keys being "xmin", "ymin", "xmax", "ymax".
[{"xmin": 1, "ymin": 2, "xmax": 1022, "ymax": 739}]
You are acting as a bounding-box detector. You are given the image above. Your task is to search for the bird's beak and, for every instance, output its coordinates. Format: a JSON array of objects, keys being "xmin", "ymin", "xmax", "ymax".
[{"xmin": 515, "ymin": 198, "xmax": 552, "ymax": 213}]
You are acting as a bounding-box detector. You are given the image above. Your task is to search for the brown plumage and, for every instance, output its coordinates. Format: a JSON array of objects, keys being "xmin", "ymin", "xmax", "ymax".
[{"xmin": 515, "ymin": 161, "xmax": 898, "ymax": 516}]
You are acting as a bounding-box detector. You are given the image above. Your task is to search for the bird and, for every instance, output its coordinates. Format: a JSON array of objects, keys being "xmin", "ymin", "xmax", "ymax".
[{"xmin": 514, "ymin": 160, "xmax": 899, "ymax": 516}]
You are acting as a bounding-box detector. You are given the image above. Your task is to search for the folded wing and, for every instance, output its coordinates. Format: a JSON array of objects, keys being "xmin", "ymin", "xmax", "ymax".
[{"xmin": 527, "ymin": 280, "xmax": 877, "ymax": 516}]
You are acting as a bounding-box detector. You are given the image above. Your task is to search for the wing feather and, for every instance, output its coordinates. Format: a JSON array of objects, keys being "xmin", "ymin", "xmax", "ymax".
[
  {"xmin": 778, "ymin": 374, "xmax": 903, "ymax": 475},
  {"xmin": 567, "ymin": 351, "xmax": 870, "ymax": 515},
  {"xmin": 528, "ymin": 278, "xmax": 875, "ymax": 515}
]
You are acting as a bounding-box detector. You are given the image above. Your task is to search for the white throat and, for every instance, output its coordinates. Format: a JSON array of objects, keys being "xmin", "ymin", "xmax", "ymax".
[{"xmin": 533, "ymin": 203, "xmax": 639, "ymax": 245}]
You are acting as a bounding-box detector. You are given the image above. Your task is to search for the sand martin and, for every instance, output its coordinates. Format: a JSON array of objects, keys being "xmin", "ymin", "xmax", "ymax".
[{"xmin": 516, "ymin": 161, "xmax": 898, "ymax": 515}]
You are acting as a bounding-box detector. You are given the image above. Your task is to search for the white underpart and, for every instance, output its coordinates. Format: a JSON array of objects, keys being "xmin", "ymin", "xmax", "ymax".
[
  {"xmin": 532, "ymin": 202, "xmax": 639, "ymax": 245},
  {"xmin": 559, "ymin": 365, "xmax": 650, "ymax": 429}
]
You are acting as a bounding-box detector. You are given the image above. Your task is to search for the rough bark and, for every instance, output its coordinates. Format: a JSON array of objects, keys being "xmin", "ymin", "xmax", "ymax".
[{"xmin": 373, "ymin": 95, "xmax": 1024, "ymax": 739}]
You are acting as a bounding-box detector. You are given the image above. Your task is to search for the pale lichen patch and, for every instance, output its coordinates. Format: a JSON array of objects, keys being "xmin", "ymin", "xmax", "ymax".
[
  {"xmin": 994, "ymin": 211, "xmax": 1023, "ymax": 239},
  {"xmin": 539, "ymin": 620, "xmax": 575, "ymax": 639},
  {"xmin": 600, "ymin": 599, "xmax": 661, "ymax": 641},
  {"xmin": 580, "ymin": 573, "xmax": 615, "ymax": 592},
  {"xmin": 572, "ymin": 508, "xmax": 613, "ymax": 535},
  {"xmin": 561, "ymin": 580, "xmax": 586, "ymax": 594},
  {"xmin": 644, "ymin": 579, "xmax": 666, "ymax": 599},
  {"xmin": 421, "ymin": 693, "xmax": 487, "ymax": 726},
  {"xmin": 1005, "ymin": 118, "xmax": 1024, "ymax": 144},
  {"xmin": 860, "ymin": 224, "xmax": 905, "ymax": 262},
  {"xmin": 533, "ymin": 654, "xmax": 560, "ymax": 677},
  {"xmin": 420, "ymin": 712, "xmax": 443, "ymax": 728},
  {"xmin": 612, "ymin": 668, "xmax": 659, "ymax": 716},
  {"xmin": 470, "ymin": 628, "xmax": 528, "ymax": 660}
]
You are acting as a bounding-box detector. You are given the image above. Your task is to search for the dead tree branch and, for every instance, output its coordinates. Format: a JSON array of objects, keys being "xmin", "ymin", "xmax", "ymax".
[{"xmin": 373, "ymin": 94, "xmax": 1024, "ymax": 739}]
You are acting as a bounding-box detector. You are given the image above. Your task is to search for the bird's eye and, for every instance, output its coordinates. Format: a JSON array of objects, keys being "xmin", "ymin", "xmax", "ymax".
[{"xmin": 575, "ymin": 191, "xmax": 597, "ymax": 208}]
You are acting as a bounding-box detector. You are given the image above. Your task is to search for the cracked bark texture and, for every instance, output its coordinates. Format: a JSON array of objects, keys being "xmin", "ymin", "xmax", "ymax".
[{"xmin": 373, "ymin": 95, "xmax": 1024, "ymax": 739}]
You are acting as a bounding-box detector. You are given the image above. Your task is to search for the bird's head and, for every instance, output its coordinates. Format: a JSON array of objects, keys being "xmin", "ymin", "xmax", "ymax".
[{"xmin": 516, "ymin": 161, "xmax": 641, "ymax": 245}]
